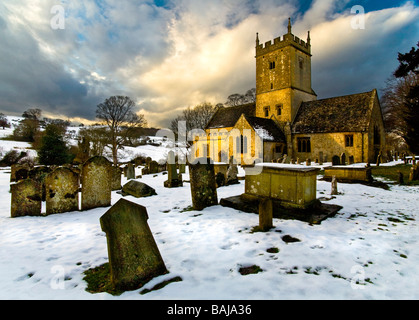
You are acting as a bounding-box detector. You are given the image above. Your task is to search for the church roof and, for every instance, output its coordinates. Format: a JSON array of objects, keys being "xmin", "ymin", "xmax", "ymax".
[
  {"xmin": 245, "ymin": 116, "xmax": 286, "ymax": 143},
  {"xmin": 205, "ymin": 103, "xmax": 256, "ymax": 129},
  {"xmin": 292, "ymin": 90, "xmax": 377, "ymax": 134}
]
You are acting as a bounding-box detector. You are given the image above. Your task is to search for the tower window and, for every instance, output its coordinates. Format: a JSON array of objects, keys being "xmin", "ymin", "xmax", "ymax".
[
  {"xmin": 297, "ymin": 137, "xmax": 311, "ymax": 153},
  {"xmin": 269, "ymin": 61, "xmax": 276, "ymax": 69},
  {"xmin": 264, "ymin": 107, "xmax": 269, "ymax": 117},
  {"xmin": 271, "ymin": 83, "xmax": 273, "ymax": 90},
  {"xmin": 276, "ymin": 104, "xmax": 282, "ymax": 116},
  {"xmin": 299, "ymin": 57, "xmax": 304, "ymax": 69},
  {"xmin": 345, "ymin": 135, "xmax": 354, "ymax": 147}
]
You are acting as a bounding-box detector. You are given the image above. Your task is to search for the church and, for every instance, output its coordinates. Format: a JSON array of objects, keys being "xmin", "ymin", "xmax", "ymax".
[{"xmin": 194, "ymin": 19, "xmax": 386, "ymax": 164}]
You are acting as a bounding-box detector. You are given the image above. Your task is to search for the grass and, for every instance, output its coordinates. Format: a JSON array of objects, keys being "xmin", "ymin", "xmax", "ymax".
[{"xmin": 371, "ymin": 164, "xmax": 419, "ymax": 186}]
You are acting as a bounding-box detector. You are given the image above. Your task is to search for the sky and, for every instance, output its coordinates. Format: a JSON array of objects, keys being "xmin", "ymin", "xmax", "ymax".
[{"xmin": 0, "ymin": 0, "xmax": 418, "ymax": 128}]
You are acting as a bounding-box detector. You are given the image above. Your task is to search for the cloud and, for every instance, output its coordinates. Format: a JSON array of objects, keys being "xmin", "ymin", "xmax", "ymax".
[{"xmin": 0, "ymin": 0, "xmax": 418, "ymax": 127}]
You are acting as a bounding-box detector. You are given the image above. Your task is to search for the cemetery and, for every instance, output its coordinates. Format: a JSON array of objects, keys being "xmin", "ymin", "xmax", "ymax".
[{"xmin": 1, "ymin": 147, "xmax": 419, "ymax": 299}]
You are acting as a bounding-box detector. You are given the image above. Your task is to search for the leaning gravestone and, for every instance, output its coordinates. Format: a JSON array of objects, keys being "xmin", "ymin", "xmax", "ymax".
[
  {"xmin": 189, "ymin": 157, "xmax": 218, "ymax": 210},
  {"xmin": 122, "ymin": 180, "xmax": 157, "ymax": 198},
  {"xmin": 100, "ymin": 198, "xmax": 167, "ymax": 291},
  {"xmin": 11, "ymin": 179, "xmax": 42, "ymax": 218},
  {"xmin": 45, "ymin": 167, "xmax": 79, "ymax": 215},
  {"xmin": 164, "ymin": 151, "xmax": 182, "ymax": 188},
  {"xmin": 81, "ymin": 156, "xmax": 112, "ymax": 211}
]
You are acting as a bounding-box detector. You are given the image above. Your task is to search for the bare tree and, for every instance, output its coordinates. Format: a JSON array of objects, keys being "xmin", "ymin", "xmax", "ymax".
[{"xmin": 96, "ymin": 96, "xmax": 147, "ymax": 165}]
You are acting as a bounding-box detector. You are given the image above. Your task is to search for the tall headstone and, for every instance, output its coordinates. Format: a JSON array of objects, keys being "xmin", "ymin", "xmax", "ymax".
[
  {"xmin": 126, "ymin": 163, "xmax": 135, "ymax": 180},
  {"xmin": 259, "ymin": 198, "xmax": 273, "ymax": 231},
  {"xmin": 111, "ymin": 166, "xmax": 122, "ymax": 191},
  {"xmin": 331, "ymin": 176, "xmax": 338, "ymax": 196},
  {"xmin": 100, "ymin": 199, "xmax": 167, "ymax": 291},
  {"xmin": 45, "ymin": 167, "xmax": 79, "ymax": 215},
  {"xmin": 81, "ymin": 156, "xmax": 112, "ymax": 211},
  {"xmin": 11, "ymin": 179, "xmax": 42, "ymax": 218},
  {"xmin": 318, "ymin": 152, "xmax": 324, "ymax": 165},
  {"xmin": 164, "ymin": 151, "xmax": 182, "ymax": 188},
  {"xmin": 189, "ymin": 157, "xmax": 218, "ymax": 210}
]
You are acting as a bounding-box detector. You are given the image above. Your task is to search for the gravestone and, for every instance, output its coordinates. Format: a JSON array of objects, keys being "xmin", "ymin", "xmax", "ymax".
[
  {"xmin": 331, "ymin": 176, "xmax": 338, "ymax": 196},
  {"xmin": 215, "ymin": 172, "xmax": 226, "ymax": 188},
  {"xmin": 164, "ymin": 151, "xmax": 182, "ymax": 188},
  {"xmin": 149, "ymin": 161, "xmax": 159, "ymax": 174},
  {"xmin": 111, "ymin": 166, "xmax": 122, "ymax": 191},
  {"xmin": 100, "ymin": 199, "xmax": 167, "ymax": 291},
  {"xmin": 226, "ymin": 162, "xmax": 239, "ymax": 185},
  {"xmin": 348, "ymin": 155, "xmax": 354, "ymax": 165},
  {"xmin": 122, "ymin": 180, "xmax": 157, "ymax": 198},
  {"xmin": 81, "ymin": 156, "xmax": 112, "ymax": 211},
  {"xmin": 332, "ymin": 155, "xmax": 340, "ymax": 166},
  {"xmin": 45, "ymin": 167, "xmax": 79, "ymax": 215},
  {"xmin": 126, "ymin": 163, "xmax": 135, "ymax": 180},
  {"xmin": 376, "ymin": 152, "xmax": 382, "ymax": 167},
  {"xmin": 28, "ymin": 166, "xmax": 52, "ymax": 201},
  {"xmin": 318, "ymin": 152, "xmax": 324, "ymax": 165},
  {"xmin": 259, "ymin": 198, "xmax": 273, "ymax": 231},
  {"xmin": 189, "ymin": 157, "xmax": 218, "ymax": 210},
  {"xmin": 398, "ymin": 171, "xmax": 404, "ymax": 185},
  {"xmin": 11, "ymin": 179, "xmax": 42, "ymax": 218}
]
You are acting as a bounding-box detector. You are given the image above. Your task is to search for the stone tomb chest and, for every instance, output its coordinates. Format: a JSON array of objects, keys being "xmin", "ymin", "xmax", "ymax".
[
  {"xmin": 323, "ymin": 165, "xmax": 372, "ymax": 183},
  {"xmin": 244, "ymin": 164, "xmax": 319, "ymax": 209}
]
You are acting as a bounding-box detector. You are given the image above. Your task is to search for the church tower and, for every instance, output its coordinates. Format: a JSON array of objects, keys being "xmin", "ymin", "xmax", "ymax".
[{"xmin": 255, "ymin": 18, "xmax": 317, "ymax": 127}]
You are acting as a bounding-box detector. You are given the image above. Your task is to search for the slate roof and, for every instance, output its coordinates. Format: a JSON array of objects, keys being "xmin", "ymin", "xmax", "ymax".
[
  {"xmin": 245, "ymin": 116, "xmax": 286, "ymax": 143},
  {"xmin": 292, "ymin": 90, "xmax": 376, "ymax": 134},
  {"xmin": 205, "ymin": 103, "xmax": 256, "ymax": 129}
]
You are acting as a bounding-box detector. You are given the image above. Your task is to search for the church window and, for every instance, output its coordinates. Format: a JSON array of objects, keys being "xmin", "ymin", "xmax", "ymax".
[
  {"xmin": 236, "ymin": 135, "xmax": 248, "ymax": 154},
  {"xmin": 345, "ymin": 135, "xmax": 354, "ymax": 147},
  {"xmin": 299, "ymin": 57, "xmax": 304, "ymax": 69},
  {"xmin": 374, "ymin": 126, "xmax": 380, "ymax": 145},
  {"xmin": 269, "ymin": 61, "xmax": 276, "ymax": 69},
  {"xmin": 276, "ymin": 104, "xmax": 282, "ymax": 116},
  {"xmin": 271, "ymin": 83, "xmax": 273, "ymax": 90},
  {"xmin": 264, "ymin": 107, "xmax": 269, "ymax": 117},
  {"xmin": 297, "ymin": 137, "xmax": 311, "ymax": 153}
]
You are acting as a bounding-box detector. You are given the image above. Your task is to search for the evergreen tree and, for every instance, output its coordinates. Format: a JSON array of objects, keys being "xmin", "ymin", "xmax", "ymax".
[
  {"xmin": 38, "ymin": 124, "xmax": 73, "ymax": 165},
  {"xmin": 394, "ymin": 42, "xmax": 419, "ymax": 154}
]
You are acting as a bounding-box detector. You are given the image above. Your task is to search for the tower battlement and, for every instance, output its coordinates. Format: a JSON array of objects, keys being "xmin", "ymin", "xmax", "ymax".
[{"xmin": 256, "ymin": 18, "xmax": 311, "ymax": 57}]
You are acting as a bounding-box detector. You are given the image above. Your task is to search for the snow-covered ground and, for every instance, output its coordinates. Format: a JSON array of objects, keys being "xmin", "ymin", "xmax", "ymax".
[{"xmin": 0, "ymin": 158, "xmax": 418, "ymax": 300}]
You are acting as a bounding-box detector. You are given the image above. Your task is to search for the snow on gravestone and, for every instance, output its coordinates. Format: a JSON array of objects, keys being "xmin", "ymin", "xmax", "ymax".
[
  {"xmin": 100, "ymin": 198, "xmax": 167, "ymax": 291},
  {"xmin": 45, "ymin": 167, "xmax": 79, "ymax": 215},
  {"xmin": 189, "ymin": 157, "xmax": 218, "ymax": 211},
  {"xmin": 81, "ymin": 156, "xmax": 112, "ymax": 211}
]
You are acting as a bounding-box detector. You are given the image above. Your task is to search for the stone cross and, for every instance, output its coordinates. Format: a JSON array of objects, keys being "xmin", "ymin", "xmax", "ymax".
[{"xmin": 100, "ymin": 199, "xmax": 167, "ymax": 291}]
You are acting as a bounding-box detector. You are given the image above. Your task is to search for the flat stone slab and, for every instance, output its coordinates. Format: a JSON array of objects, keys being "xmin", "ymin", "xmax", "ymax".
[{"xmin": 220, "ymin": 194, "xmax": 342, "ymax": 225}]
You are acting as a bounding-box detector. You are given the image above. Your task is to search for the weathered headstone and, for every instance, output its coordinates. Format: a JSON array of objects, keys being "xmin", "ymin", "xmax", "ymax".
[
  {"xmin": 11, "ymin": 179, "xmax": 42, "ymax": 218},
  {"xmin": 100, "ymin": 199, "xmax": 167, "ymax": 291},
  {"xmin": 164, "ymin": 151, "xmax": 182, "ymax": 188},
  {"xmin": 215, "ymin": 172, "xmax": 226, "ymax": 188},
  {"xmin": 189, "ymin": 157, "xmax": 218, "ymax": 210},
  {"xmin": 318, "ymin": 152, "xmax": 324, "ymax": 165},
  {"xmin": 111, "ymin": 166, "xmax": 122, "ymax": 191},
  {"xmin": 226, "ymin": 162, "xmax": 239, "ymax": 185},
  {"xmin": 45, "ymin": 167, "xmax": 79, "ymax": 215},
  {"xmin": 348, "ymin": 155, "xmax": 354, "ymax": 165},
  {"xmin": 397, "ymin": 171, "xmax": 404, "ymax": 185},
  {"xmin": 81, "ymin": 156, "xmax": 112, "ymax": 211},
  {"xmin": 149, "ymin": 161, "xmax": 159, "ymax": 174},
  {"xmin": 259, "ymin": 198, "xmax": 273, "ymax": 231},
  {"xmin": 126, "ymin": 163, "xmax": 135, "ymax": 180},
  {"xmin": 306, "ymin": 158, "xmax": 311, "ymax": 166},
  {"xmin": 331, "ymin": 176, "xmax": 338, "ymax": 196},
  {"xmin": 122, "ymin": 180, "xmax": 157, "ymax": 198}
]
